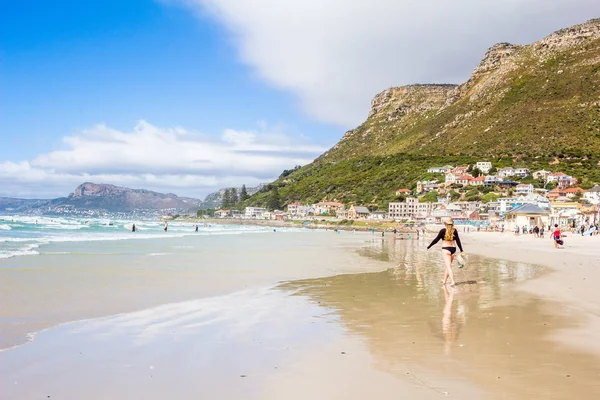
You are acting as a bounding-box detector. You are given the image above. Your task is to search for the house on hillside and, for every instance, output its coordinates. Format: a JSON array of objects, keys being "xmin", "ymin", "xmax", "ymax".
[
  {"xmin": 347, "ymin": 205, "xmax": 371, "ymax": 220},
  {"xmin": 498, "ymin": 180, "xmax": 519, "ymax": 190},
  {"xmin": 514, "ymin": 168, "xmax": 531, "ymax": 178},
  {"xmin": 445, "ymin": 173, "xmax": 460, "ymax": 185},
  {"xmin": 583, "ymin": 185, "xmax": 600, "ymax": 204},
  {"xmin": 484, "ymin": 175, "xmax": 501, "ymax": 187},
  {"xmin": 416, "ymin": 180, "xmax": 440, "ymax": 194},
  {"xmin": 516, "ymin": 184, "xmax": 534, "ymax": 195},
  {"xmin": 455, "ymin": 175, "xmax": 473, "ymax": 186},
  {"xmin": 453, "ymin": 166, "xmax": 469, "ymax": 175},
  {"xmin": 498, "ymin": 167, "xmax": 515, "ymax": 178},
  {"xmin": 475, "ymin": 162, "xmax": 492, "ymax": 174},
  {"xmin": 533, "ymin": 170, "xmax": 551, "ymax": 180},
  {"xmin": 505, "ymin": 204, "xmax": 550, "ymax": 230},
  {"xmin": 563, "ymin": 187, "xmax": 585, "ymax": 199},
  {"xmin": 469, "ymin": 176, "xmax": 485, "ymax": 186},
  {"xmin": 428, "ymin": 165, "xmax": 453, "ymax": 174},
  {"xmin": 546, "ymin": 172, "xmax": 575, "ymax": 188},
  {"xmin": 395, "ymin": 188, "xmax": 412, "ymax": 196}
]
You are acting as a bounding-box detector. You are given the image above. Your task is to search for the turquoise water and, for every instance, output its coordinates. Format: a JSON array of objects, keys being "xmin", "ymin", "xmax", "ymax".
[{"xmin": 0, "ymin": 215, "xmax": 277, "ymax": 259}]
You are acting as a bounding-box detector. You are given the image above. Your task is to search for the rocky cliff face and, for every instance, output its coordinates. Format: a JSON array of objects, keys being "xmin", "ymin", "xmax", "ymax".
[{"xmin": 322, "ymin": 18, "xmax": 600, "ymax": 160}]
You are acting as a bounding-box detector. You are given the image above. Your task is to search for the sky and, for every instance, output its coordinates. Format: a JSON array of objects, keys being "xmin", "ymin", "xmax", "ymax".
[{"xmin": 1, "ymin": 0, "xmax": 599, "ymax": 199}]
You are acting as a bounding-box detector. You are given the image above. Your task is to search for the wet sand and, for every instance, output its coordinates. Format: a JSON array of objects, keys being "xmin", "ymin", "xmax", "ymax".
[{"xmin": 1, "ymin": 230, "xmax": 600, "ymax": 398}]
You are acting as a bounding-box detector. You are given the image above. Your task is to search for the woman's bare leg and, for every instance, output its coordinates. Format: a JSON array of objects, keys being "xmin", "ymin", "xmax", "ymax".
[{"xmin": 442, "ymin": 250, "xmax": 455, "ymax": 286}]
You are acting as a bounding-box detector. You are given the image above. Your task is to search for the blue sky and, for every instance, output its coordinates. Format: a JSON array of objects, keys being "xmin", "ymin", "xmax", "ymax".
[
  {"xmin": 0, "ymin": 0, "xmax": 335, "ymax": 163},
  {"xmin": 1, "ymin": 0, "xmax": 599, "ymax": 198}
]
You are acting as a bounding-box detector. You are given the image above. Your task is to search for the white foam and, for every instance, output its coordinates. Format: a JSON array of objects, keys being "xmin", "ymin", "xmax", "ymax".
[{"xmin": 0, "ymin": 224, "xmax": 11, "ymax": 230}]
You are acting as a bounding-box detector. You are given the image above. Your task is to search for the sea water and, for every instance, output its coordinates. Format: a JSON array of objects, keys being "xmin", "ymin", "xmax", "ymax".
[{"xmin": 0, "ymin": 215, "xmax": 278, "ymax": 259}]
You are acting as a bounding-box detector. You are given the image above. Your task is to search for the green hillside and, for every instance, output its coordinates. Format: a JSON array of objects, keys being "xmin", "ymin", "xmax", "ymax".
[{"xmin": 243, "ymin": 19, "xmax": 600, "ymax": 209}]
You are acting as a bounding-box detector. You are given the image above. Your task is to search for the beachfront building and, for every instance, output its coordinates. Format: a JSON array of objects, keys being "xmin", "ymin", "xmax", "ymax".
[
  {"xmin": 583, "ymin": 185, "xmax": 600, "ymax": 204},
  {"xmin": 475, "ymin": 162, "xmax": 492, "ymax": 174},
  {"xmin": 369, "ymin": 211, "xmax": 388, "ymax": 220},
  {"xmin": 546, "ymin": 172, "xmax": 575, "ymax": 188},
  {"xmin": 312, "ymin": 201, "xmax": 345, "ymax": 215},
  {"xmin": 428, "ymin": 165, "xmax": 453, "ymax": 174},
  {"xmin": 347, "ymin": 205, "xmax": 371, "ymax": 220},
  {"xmin": 287, "ymin": 202, "xmax": 303, "ymax": 215},
  {"xmin": 245, "ymin": 207, "xmax": 267, "ymax": 218},
  {"xmin": 515, "ymin": 184, "xmax": 534, "ymax": 195},
  {"xmin": 514, "ymin": 168, "xmax": 531, "ymax": 178},
  {"xmin": 504, "ymin": 204, "xmax": 550, "ymax": 231},
  {"xmin": 484, "ymin": 175, "xmax": 501, "ymax": 187},
  {"xmin": 549, "ymin": 201, "xmax": 582, "ymax": 227},
  {"xmin": 416, "ymin": 180, "xmax": 440, "ymax": 194},
  {"xmin": 498, "ymin": 167, "xmax": 515, "ymax": 178},
  {"xmin": 388, "ymin": 197, "xmax": 437, "ymax": 220}
]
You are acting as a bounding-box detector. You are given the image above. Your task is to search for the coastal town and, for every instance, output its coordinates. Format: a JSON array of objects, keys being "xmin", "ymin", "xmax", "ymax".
[{"xmin": 213, "ymin": 162, "xmax": 600, "ymax": 232}]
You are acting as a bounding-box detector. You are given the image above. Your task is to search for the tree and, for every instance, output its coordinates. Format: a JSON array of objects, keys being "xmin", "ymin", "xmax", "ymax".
[
  {"xmin": 489, "ymin": 166, "xmax": 498, "ymax": 174},
  {"xmin": 471, "ymin": 167, "xmax": 482, "ymax": 177},
  {"xmin": 449, "ymin": 190, "xmax": 461, "ymax": 202},
  {"xmin": 222, "ymin": 189, "xmax": 231, "ymax": 208},
  {"xmin": 420, "ymin": 191, "xmax": 438, "ymax": 203},
  {"xmin": 267, "ymin": 187, "xmax": 283, "ymax": 211},
  {"xmin": 239, "ymin": 184, "xmax": 249, "ymax": 201},
  {"xmin": 230, "ymin": 188, "xmax": 239, "ymax": 205},
  {"xmin": 482, "ymin": 193, "xmax": 499, "ymax": 203}
]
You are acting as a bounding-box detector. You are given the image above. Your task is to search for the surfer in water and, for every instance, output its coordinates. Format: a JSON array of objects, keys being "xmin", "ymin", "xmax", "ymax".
[
  {"xmin": 427, "ymin": 217, "xmax": 464, "ymax": 286},
  {"xmin": 132, "ymin": 223, "xmax": 136, "ymax": 232},
  {"xmin": 164, "ymin": 221, "xmax": 168, "ymax": 232}
]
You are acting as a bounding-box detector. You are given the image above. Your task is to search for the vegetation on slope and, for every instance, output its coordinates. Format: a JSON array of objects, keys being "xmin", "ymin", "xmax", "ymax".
[{"xmin": 241, "ymin": 19, "xmax": 600, "ymax": 209}]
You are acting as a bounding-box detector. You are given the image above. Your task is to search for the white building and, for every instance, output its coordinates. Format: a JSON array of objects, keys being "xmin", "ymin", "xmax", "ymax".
[
  {"xmin": 416, "ymin": 180, "xmax": 440, "ymax": 194},
  {"xmin": 388, "ymin": 198, "xmax": 437, "ymax": 220},
  {"xmin": 533, "ymin": 170, "xmax": 551, "ymax": 180},
  {"xmin": 245, "ymin": 207, "xmax": 267, "ymax": 218},
  {"xmin": 428, "ymin": 165, "xmax": 453, "ymax": 174},
  {"xmin": 583, "ymin": 185, "xmax": 600, "ymax": 205},
  {"xmin": 475, "ymin": 162, "xmax": 492, "ymax": 174},
  {"xmin": 514, "ymin": 168, "xmax": 531, "ymax": 178},
  {"xmin": 547, "ymin": 172, "xmax": 574, "ymax": 188},
  {"xmin": 498, "ymin": 167, "xmax": 515, "ymax": 178},
  {"xmin": 484, "ymin": 175, "xmax": 501, "ymax": 187},
  {"xmin": 515, "ymin": 183, "xmax": 534, "ymax": 195}
]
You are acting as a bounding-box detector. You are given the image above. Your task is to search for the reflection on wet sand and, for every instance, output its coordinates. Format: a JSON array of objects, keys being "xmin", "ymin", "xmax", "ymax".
[{"xmin": 279, "ymin": 238, "xmax": 600, "ymax": 399}]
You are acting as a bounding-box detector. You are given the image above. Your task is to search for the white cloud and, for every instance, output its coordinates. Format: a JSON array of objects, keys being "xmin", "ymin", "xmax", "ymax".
[
  {"xmin": 175, "ymin": 0, "xmax": 600, "ymax": 127},
  {"xmin": 0, "ymin": 121, "xmax": 325, "ymax": 199}
]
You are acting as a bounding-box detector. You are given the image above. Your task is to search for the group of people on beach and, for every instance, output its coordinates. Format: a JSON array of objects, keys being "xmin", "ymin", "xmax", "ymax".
[{"xmin": 514, "ymin": 225, "xmax": 545, "ymax": 238}]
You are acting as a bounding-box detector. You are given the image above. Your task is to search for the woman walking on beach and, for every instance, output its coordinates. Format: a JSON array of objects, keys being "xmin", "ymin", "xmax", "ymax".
[{"xmin": 427, "ymin": 217, "xmax": 464, "ymax": 286}]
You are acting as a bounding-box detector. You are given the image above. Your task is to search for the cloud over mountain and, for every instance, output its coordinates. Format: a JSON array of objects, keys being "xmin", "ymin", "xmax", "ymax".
[
  {"xmin": 177, "ymin": 0, "xmax": 600, "ymax": 127},
  {"xmin": 0, "ymin": 121, "xmax": 324, "ymax": 198}
]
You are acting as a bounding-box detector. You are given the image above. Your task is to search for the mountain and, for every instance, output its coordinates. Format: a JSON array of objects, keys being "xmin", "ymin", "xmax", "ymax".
[
  {"xmin": 0, "ymin": 183, "xmax": 203, "ymax": 215},
  {"xmin": 63, "ymin": 182, "xmax": 203, "ymax": 212},
  {"xmin": 243, "ymin": 18, "xmax": 600, "ymax": 208},
  {"xmin": 0, "ymin": 197, "xmax": 51, "ymax": 213},
  {"xmin": 202, "ymin": 185, "xmax": 264, "ymax": 209}
]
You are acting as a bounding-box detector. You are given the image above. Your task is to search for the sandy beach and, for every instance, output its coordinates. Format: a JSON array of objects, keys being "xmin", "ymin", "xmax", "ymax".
[{"xmin": 1, "ymin": 225, "xmax": 600, "ymax": 399}]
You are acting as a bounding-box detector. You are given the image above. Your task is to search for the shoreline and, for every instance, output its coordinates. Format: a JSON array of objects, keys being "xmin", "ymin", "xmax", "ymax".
[{"xmin": 463, "ymin": 231, "xmax": 600, "ymax": 355}]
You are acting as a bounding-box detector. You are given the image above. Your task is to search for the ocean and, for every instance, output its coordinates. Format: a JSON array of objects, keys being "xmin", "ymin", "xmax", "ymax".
[{"xmin": 0, "ymin": 215, "xmax": 278, "ymax": 259}]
